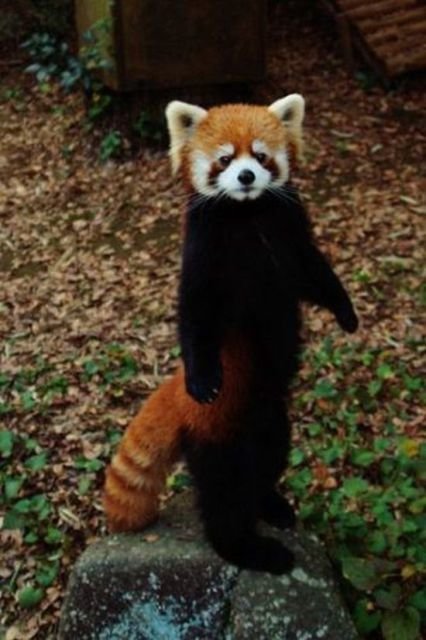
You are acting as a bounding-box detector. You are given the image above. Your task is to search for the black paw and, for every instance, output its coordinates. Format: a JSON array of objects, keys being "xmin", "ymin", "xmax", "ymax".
[
  {"xmin": 185, "ymin": 362, "xmax": 222, "ymax": 404},
  {"xmin": 336, "ymin": 306, "xmax": 358, "ymax": 333},
  {"xmin": 244, "ymin": 536, "xmax": 295, "ymax": 575},
  {"xmin": 212, "ymin": 535, "xmax": 295, "ymax": 575},
  {"xmin": 261, "ymin": 492, "xmax": 296, "ymax": 530}
]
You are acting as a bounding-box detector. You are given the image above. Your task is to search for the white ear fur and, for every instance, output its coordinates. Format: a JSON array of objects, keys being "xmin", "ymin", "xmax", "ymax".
[
  {"xmin": 268, "ymin": 94, "xmax": 305, "ymax": 128},
  {"xmin": 165, "ymin": 100, "xmax": 207, "ymax": 173}
]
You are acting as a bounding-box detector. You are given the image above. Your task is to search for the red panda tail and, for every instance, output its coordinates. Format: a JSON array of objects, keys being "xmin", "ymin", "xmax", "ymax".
[
  {"xmin": 104, "ymin": 337, "xmax": 252, "ymax": 532},
  {"xmin": 104, "ymin": 375, "xmax": 182, "ymax": 532}
]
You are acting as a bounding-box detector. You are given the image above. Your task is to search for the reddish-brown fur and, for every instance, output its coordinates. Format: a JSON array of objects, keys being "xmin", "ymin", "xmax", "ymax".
[{"xmin": 104, "ymin": 338, "xmax": 252, "ymax": 532}]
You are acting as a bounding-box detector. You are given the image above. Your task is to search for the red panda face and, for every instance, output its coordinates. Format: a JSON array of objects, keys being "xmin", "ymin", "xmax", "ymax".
[
  {"xmin": 166, "ymin": 95, "xmax": 305, "ymax": 202},
  {"xmin": 190, "ymin": 111, "xmax": 289, "ymax": 201}
]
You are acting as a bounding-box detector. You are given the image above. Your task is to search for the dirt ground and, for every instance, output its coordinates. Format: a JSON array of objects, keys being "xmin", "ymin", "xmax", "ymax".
[{"xmin": 0, "ymin": 1, "xmax": 425, "ymax": 637}]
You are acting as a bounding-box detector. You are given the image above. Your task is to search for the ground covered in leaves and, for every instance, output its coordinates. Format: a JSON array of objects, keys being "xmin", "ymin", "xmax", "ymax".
[{"xmin": 0, "ymin": 1, "xmax": 425, "ymax": 638}]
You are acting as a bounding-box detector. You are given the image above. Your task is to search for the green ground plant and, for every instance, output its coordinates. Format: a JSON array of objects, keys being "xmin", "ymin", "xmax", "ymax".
[
  {"xmin": 286, "ymin": 337, "xmax": 425, "ymax": 640},
  {"xmin": 0, "ymin": 344, "xmax": 140, "ymax": 613},
  {"xmin": 22, "ymin": 19, "xmax": 113, "ymax": 126},
  {"xmin": 0, "ymin": 339, "xmax": 424, "ymax": 639},
  {"xmin": 98, "ymin": 130, "xmax": 123, "ymax": 162},
  {"xmin": 20, "ymin": 22, "xmax": 168, "ymax": 157}
]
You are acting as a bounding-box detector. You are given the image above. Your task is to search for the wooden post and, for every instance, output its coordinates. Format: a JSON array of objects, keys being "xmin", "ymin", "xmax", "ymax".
[{"xmin": 336, "ymin": 12, "xmax": 355, "ymax": 71}]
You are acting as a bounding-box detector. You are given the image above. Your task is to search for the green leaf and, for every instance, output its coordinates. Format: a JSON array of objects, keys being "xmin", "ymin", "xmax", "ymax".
[
  {"xmin": 25, "ymin": 437, "xmax": 40, "ymax": 451},
  {"xmin": 375, "ymin": 437, "xmax": 392, "ymax": 453},
  {"xmin": 74, "ymin": 456, "xmax": 104, "ymax": 472},
  {"xmin": 20, "ymin": 390, "xmax": 36, "ymax": 410},
  {"xmin": 5, "ymin": 476, "xmax": 25, "ymax": 500},
  {"xmin": 78, "ymin": 475, "xmax": 92, "ymax": 495},
  {"xmin": 351, "ymin": 449, "xmax": 376, "ymax": 467},
  {"xmin": 24, "ymin": 452, "xmax": 48, "ymax": 471},
  {"xmin": 366, "ymin": 530, "xmax": 387, "ymax": 554},
  {"xmin": 313, "ymin": 379, "xmax": 337, "ymax": 399},
  {"xmin": 169, "ymin": 345, "xmax": 181, "ymax": 358},
  {"xmin": 0, "ymin": 430, "xmax": 14, "ymax": 457},
  {"xmin": 83, "ymin": 360, "xmax": 98, "ymax": 377},
  {"xmin": 18, "ymin": 585, "xmax": 44, "ymax": 609},
  {"xmin": 353, "ymin": 598, "xmax": 381, "ymax": 635},
  {"xmin": 408, "ymin": 588, "xmax": 426, "ymax": 612},
  {"xmin": 14, "ymin": 498, "xmax": 32, "ymax": 514},
  {"xmin": 374, "ymin": 583, "xmax": 401, "ymax": 611},
  {"xmin": 341, "ymin": 512, "xmax": 366, "ymax": 529},
  {"xmin": 24, "ymin": 531, "xmax": 39, "ymax": 544},
  {"xmin": 321, "ymin": 443, "xmax": 345, "ymax": 464},
  {"xmin": 403, "ymin": 375, "xmax": 422, "ymax": 392},
  {"xmin": 408, "ymin": 497, "xmax": 426, "ymax": 515},
  {"xmin": 106, "ymin": 429, "xmax": 122, "ymax": 446},
  {"xmin": 377, "ymin": 364, "xmax": 395, "ymax": 380},
  {"xmin": 166, "ymin": 473, "xmax": 192, "ymax": 491},
  {"xmin": 287, "ymin": 468, "xmax": 313, "ymax": 496},
  {"xmin": 36, "ymin": 560, "xmax": 59, "ymax": 587},
  {"xmin": 342, "ymin": 477, "xmax": 369, "ymax": 497},
  {"xmin": 342, "ymin": 556, "xmax": 380, "ymax": 591},
  {"xmin": 2, "ymin": 510, "xmax": 26, "ymax": 530},
  {"xmin": 368, "ymin": 379, "xmax": 382, "ymax": 396},
  {"xmin": 307, "ymin": 423, "xmax": 321, "ymax": 436},
  {"xmin": 44, "ymin": 526, "xmax": 63, "ymax": 545},
  {"xmin": 381, "ymin": 607, "xmax": 420, "ymax": 640},
  {"xmin": 30, "ymin": 494, "xmax": 50, "ymax": 515},
  {"xmin": 289, "ymin": 448, "xmax": 305, "ymax": 467},
  {"xmin": 298, "ymin": 502, "xmax": 315, "ymax": 520}
]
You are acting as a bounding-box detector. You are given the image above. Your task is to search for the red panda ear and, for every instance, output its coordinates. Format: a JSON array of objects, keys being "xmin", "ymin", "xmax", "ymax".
[
  {"xmin": 268, "ymin": 94, "xmax": 305, "ymax": 129},
  {"xmin": 268, "ymin": 94, "xmax": 305, "ymax": 165},
  {"xmin": 165, "ymin": 101, "xmax": 207, "ymax": 174}
]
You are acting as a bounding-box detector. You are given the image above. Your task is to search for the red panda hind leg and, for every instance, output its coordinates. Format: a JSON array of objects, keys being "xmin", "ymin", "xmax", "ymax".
[{"xmin": 104, "ymin": 376, "xmax": 182, "ymax": 533}]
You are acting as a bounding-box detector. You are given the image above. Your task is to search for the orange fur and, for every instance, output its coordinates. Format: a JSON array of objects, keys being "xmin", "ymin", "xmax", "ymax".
[
  {"xmin": 104, "ymin": 338, "xmax": 251, "ymax": 532},
  {"xmin": 180, "ymin": 104, "xmax": 301, "ymax": 189}
]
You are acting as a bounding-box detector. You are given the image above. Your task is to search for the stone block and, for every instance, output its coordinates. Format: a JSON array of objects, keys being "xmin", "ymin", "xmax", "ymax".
[{"xmin": 59, "ymin": 493, "xmax": 358, "ymax": 640}]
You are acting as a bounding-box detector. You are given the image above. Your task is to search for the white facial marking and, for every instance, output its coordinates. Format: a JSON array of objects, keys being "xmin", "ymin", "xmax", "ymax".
[
  {"xmin": 218, "ymin": 155, "xmax": 271, "ymax": 201},
  {"xmin": 274, "ymin": 149, "xmax": 289, "ymax": 185},
  {"xmin": 191, "ymin": 150, "xmax": 217, "ymax": 197},
  {"xmin": 252, "ymin": 139, "xmax": 270, "ymax": 155},
  {"xmin": 215, "ymin": 143, "xmax": 234, "ymax": 160},
  {"xmin": 191, "ymin": 142, "xmax": 290, "ymax": 201}
]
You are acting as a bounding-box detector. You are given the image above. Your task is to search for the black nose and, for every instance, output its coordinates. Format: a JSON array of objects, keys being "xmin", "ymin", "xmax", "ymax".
[{"xmin": 238, "ymin": 169, "xmax": 255, "ymax": 186}]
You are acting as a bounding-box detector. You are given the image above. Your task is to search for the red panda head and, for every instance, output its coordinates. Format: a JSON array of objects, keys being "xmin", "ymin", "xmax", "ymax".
[{"xmin": 165, "ymin": 95, "xmax": 304, "ymax": 202}]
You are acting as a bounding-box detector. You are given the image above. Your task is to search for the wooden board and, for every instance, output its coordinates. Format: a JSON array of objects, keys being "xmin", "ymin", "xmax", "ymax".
[
  {"xmin": 75, "ymin": 0, "xmax": 267, "ymax": 91},
  {"xmin": 320, "ymin": 0, "xmax": 426, "ymax": 78}
]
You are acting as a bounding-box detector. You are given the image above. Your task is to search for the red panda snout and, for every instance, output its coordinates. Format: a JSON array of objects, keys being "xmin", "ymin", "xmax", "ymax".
[{"xmin": 192, "ymin": 145, "xmax": 289, "ymax": 202}]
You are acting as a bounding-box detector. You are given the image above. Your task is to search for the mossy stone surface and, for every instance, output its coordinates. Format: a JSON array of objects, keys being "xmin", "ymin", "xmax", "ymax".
[{"xmin": 59, "ymin": 493, "xmax": 358, "ymax": 640}]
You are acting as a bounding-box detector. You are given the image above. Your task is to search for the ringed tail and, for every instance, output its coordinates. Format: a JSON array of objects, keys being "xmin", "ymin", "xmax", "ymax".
[
  {"xmin": 104, "ymin": 339, "xmax": 252, "ymax": 532},
  {"xmin": 104, "ymin": 376, "xmax": 181, "ymax": 532}
]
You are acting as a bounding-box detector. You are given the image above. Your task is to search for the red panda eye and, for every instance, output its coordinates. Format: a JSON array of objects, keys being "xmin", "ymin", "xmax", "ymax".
[
  {"xmin": 254, "ymin": 152, "xmax": 267, "ymax": 164},
  {"xmin": 218, "ymin": 155, "xmax": 232, "ymax": 167}
]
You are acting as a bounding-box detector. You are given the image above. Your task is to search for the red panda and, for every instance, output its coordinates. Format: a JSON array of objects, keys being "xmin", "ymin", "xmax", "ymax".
[{"xmin": 104, "ymin": 95, "xmax": 358, "ymax": 573}]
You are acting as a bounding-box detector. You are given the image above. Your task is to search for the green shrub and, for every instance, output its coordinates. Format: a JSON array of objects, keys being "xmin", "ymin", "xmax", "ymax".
[
  {"xmin": 287, "ymin": 338, "xmax": 425, "ymax": 639},
  {"xmin": 22, "ymin": 21, "xmax": 112, "ymax": 95}
]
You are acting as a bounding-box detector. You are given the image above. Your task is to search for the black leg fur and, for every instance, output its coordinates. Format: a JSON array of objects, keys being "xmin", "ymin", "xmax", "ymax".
[
  {"xmin": 260, "ymin": 490, "xmax": 296, "ymax": 530},
  {"xmin": 182, "ymin": 396, "xmax": 295, "ymax": 574}
]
